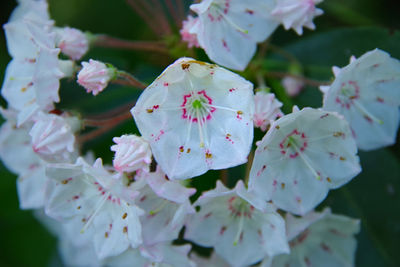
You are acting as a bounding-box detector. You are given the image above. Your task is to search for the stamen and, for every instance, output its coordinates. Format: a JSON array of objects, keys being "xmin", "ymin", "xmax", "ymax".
[
  {"xmin": 149, "ymin": 200, "xmax": 168, "ymax": 215},
  {"xmin": 215, "ymin": 8, "xmax": 248, "ymax": 34},
  {"xmin": 196, "ymin": 108, "xmax": 205, "ymax": 148},
  {"xmin": 233, "ymin": 205, "xmax": 245, "ymax": 246},
  {"xmin": 288, "ymin": 137, "xmax": 321, "ymax": 180},
  {"xmin": 81, "ymin": 192, "xmax": 110, "ymax": 233},
  {"xmin": 353, "ymin": 100, "xmax": 383, "ymax": 124}
]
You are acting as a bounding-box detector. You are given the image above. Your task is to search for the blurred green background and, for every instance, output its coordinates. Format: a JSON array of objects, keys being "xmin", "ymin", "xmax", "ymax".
[{"xmin": 0, "ymin": 0, "xmax": 399, "ymax": 266}]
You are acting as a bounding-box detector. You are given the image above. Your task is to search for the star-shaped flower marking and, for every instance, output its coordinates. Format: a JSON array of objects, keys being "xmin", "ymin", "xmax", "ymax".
[
  {"xmin": 190, "ymin": 0, "xmax": 279, "ymax": 70},
  {"xmin": 185, "ymin": 180, "xmax": 289, "ymax": 267},
  {"xmin": 131, "ymin": 58, "xmax": 254, "ymax": 180},
  {"xmin": 249, "ymin": 107, "xmax": 361, "ymax": 215},
  {"xmin": 321, "ymin": 49, "xmax": 400, "ymax": 151}
]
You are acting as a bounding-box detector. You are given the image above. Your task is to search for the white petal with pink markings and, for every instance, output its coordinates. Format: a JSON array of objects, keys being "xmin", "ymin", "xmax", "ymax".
[
  {"xmin": 321, "ymin": 49, "xmax": 400, "ymax": 151},
  {"xmin": 190, "ymin": 0, "xmax": 278, "ymax": 70},
  {"xmin": 262, "ymin": 208, "xmax": 360, "ymax": 267},
  {"xmin": 132, "ymin": 58, "xmax": 254, "ymax": 180},
  {"xmin": 45, "ymin": 157, "xmax": 144, "ymax": 259},
  {"xmin": 185, "ymin": 180, "xmax": 289, "ymax": 267},
  {"xmin": 249, "ymin": 108, "xmax": 361, "ymax": 215}
]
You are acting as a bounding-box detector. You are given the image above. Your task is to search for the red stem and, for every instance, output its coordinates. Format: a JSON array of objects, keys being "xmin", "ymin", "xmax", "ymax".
[{"xmin": 94, "ymin": 35, "xmax": 168, "ymax": 54}]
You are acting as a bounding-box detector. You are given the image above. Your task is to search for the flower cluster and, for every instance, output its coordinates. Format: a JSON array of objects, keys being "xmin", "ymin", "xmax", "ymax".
[{"xmin": 1, "ymin": 0, "xmax": 399, "ymax": 267}]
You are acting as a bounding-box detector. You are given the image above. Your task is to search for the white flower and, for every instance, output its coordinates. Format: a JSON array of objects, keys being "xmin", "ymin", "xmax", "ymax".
[
  {"xmin": 185, "ymin": 180, "xmax": 289, "ymax": 267},
  {"xmin": 56, "ymin": 27, "xmax": 89, "ymax": 60},
  {"xmin": 282, "ymin": 76, "xmax": 304, "ymax": 97},
  {"xmin": 190, "ymin": 0, "xmax": 279, "ymax": 70},
  {"xmin": 45, "ymin": 157, "xmax": 144, "ymax": 259},
  {"xmin": 135, "ymin": 167, "xmax": 196, "ymax": 246},
  {"xmin": 180, "ymin": 15, "xmax": 200, "ymax": 48},
  {"xmin": 271, "ymin": 0, "xmax": 324, "ymax": 35},
  {"xmin": 321, "ymin": 49, "xmax": 400, "ymax": 151},
  {"xmin": 1, "ymin": 0, "xmax": 66, "ymax": 126},
  {"xmin": 105, "ymin": 243, "xmax": 196, "ymax": 267},
  {"xmin": 254, "ymin": 91, "xmax": 283, "ymax": 131},
  {"xmin": 249, "ymin": 107, "xmax": 361, "ymax": 215},
  {"xmin": 111, "ymin": 134, "xmax": 152, "ymax": 173},
  {"xmin": 29, "ymin": 112, "xmax": 77, "ymax": 162},
  {"xmin": 262, "ymin": 208, "xmax": 360, "ymax": 267},
  {"xmin": 0, "ymin": 112, "xmax": 48, "ymax": 209},
  {"xmin": 131, "ymin": 58, "xmax": 254, "ymax": 179},
  {"xmin": 77, "ymin": 59, "xmax": 116, "ymax": 95}
]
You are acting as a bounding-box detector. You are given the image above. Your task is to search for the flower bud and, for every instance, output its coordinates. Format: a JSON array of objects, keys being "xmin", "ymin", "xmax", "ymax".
[
  {"xmin": 111, "ymin": 134, "xmax": 152, "ymax": 173},
  {"xmin": 77, "ymin": 59, "xmax": 116, "ymax": 95},
  {"xmin": 56, "ymin": 27, "xmax": 89, "ymax": 60}
]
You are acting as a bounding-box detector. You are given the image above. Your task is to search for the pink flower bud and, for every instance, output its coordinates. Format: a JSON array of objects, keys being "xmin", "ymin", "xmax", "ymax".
[
  {"xmin": 254, "ymin": 91, "xmax": 283, "ymax": 131},
  {"xmin": 282, "ymin": 76, "xmax": 304, "ymax": 97},
  {"xmin": 111, "ymin": 135, "xmax": 152, "ymax": 173},
  {"xmin": 180, "ymin": 15, "xmax": 200, "ymax": 48},
  {"xmin": 77, "ymin": 59, "xmax": 115, "ymax": 95},
  {"xmin": 29, "ymin": 112, "xmax": 76, "ymax": 161},
  {"xmin": 57, "ymin": 27, "xmax": 89, "ymax": 60}
]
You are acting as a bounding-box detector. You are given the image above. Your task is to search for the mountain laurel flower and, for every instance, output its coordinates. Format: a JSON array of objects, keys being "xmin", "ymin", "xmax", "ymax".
[
  {"xmin": 249, "ymin": 107, "xmax": 361, "ymax": 215},
  {"xmin": 262, "ymin": 208, "xmax": 360, "ymax": 267},
  {"xmin": 180, "ymin": 15, "xmax": 200, "ymax": 48},
  {"xmin": 29, "ymin": 112, "xmax": 77, "ymax": 162},
  {"xmin": 111, "ymin": 135, "xmax": 152, "ymax": 173},
  {"xmin": 321, "ymin": 49, "xmax": 400, "ymax": 151},
  {"xmin": 77, "ymin": 59, "xmax": 117, "ymax": 95},
  {"xmin": 190, "ymin": 0, "xmax": 279, "ymax": 70},
  {"xmin": 132, "ymin": 58, "xmax": 254, "ymax": 180},
  {"xmin": 135, "ymin": 167, "xmax": 196, "ymax": 246},
  {"xmin": 56, "ymin": 27, "xmax": 89, "ymax": 60},
  {"xmin": 271, "ymin": 0, "xmax": 324, "ymax": 35},
  {"xmin": 185, "ymin": 180, "xmax": 289, "ymax": 267},
  {"xmin": 45, "ymin": 157, "xmax": 144, "ymax": 259},
  {"xmin": 0, "ymin": 114, "xmax": 48, "ymax": 209},
  {"xmin": 254, "ymin": 91, "xmax": 283, "ymax": 131}
]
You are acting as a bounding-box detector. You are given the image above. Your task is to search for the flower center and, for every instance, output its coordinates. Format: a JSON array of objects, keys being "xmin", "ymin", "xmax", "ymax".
[
  {"xmin": 280, "ymin": 129, "xmax": 308, "ymax": 158},
  {"xmin": 181, "ymin": 90, "xmax": 216, "ymax": 123},
  {"xmin": 228, "ymin": 196, "xmax": 254, "ymax": 219},
  {"xmin": 335, "ymin": 80, "xmax": 360, "ymax": 109}
]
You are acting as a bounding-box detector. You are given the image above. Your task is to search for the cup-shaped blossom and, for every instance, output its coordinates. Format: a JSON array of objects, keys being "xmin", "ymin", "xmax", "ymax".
[
  {"xmin": 180, "ymin": 15, "xmax": 200, "ymax": 48},
  {"xmin": 56, "ymin": 27, "xmax": 89, "ymax": 60},
  {"xmin": 321, "ymin": 49, "xmax": 400, "ymax": 151},
  {"xmin": 29, "ymin": 112, "xmax": 77, "ymax": 162},
  {"xmin": 1, "ymin": 0, "xmax": 67, "ymax": 126},
  {"xmin": 271, "ymin": 0, "xmax": 324, "ymax": 35},
  {"xmin": 111, "ymin": 134, "xmax": 152, "ymax": 173},
  {"xmin": 185, "ymin": 180, "xmax": 289, "ymax": 267},
  {"xmin": 249, "ymin": 107, "xmax": 361, "ymax": 215},
  {"xmin": 135, "ymin": 167, "xmax": 196, "ymax": 246},
  {"xmin": 189, "ymin": 0, "xmax": 279, "ymax": 70},
  {"xmin": 77, "ymin": 59, "xmax": 116, "ymax": 95},
  {"xmin": 131, "ymin": 58, "xmax": 255, "ymax": 180},
  {"xmin": 262, "ymin": 208, "xmax": 360, "ymax": 267},
  {"xmin": 254, "ymin": 91, "xmax": 283, "ymax": 131},
  {"xmin": 45, "ymin": 157, "xmax": 144, "ymax": 259},
  {"xmin": 0, "ymin": 114, "xmax": 48, "ymax": 209}
]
